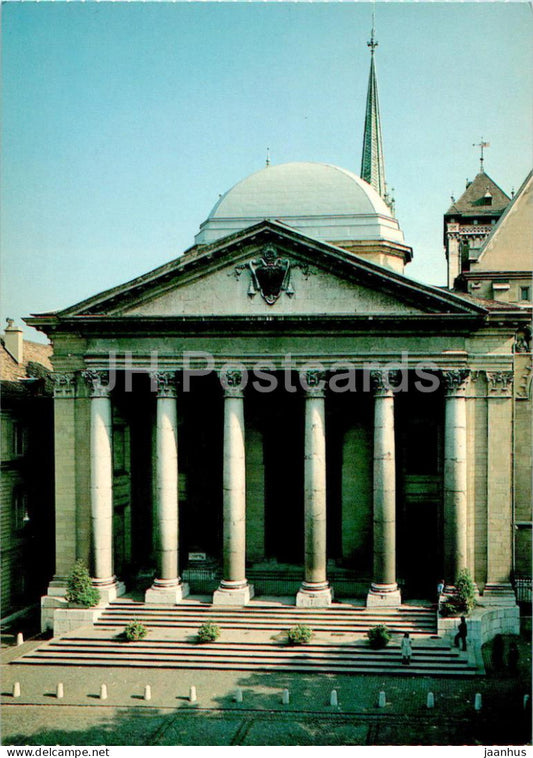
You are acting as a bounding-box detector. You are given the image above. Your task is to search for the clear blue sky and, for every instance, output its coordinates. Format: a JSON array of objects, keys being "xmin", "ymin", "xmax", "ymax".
[{"xmin": 2, "ymin": 2, "xmax": 532, "ymax": 342}]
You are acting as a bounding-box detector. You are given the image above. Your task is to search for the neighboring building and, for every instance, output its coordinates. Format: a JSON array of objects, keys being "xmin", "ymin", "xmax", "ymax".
[
  {"xmin": 18, "ymin": 30, "xmax": 532, "ymax": 634},
  {"xmin": 0, "ymin": 321, "xmax": 54, "ymax": 622},
  {"xmin": 457, "ymin": 170, "xmax": 533, "ymax": 305},
  {"xmin": 444, "ymin": 170, "xmax": 511, "ymax": 289}
]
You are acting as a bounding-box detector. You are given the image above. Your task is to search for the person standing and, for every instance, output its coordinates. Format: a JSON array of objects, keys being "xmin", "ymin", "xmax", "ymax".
[
  {"xmin": 454, "ymin": 616, "xmax": 468, "ymax": 652},
  {"xmin": 401, "ymin": 632, "xmax": 412, "ymax": 665}
]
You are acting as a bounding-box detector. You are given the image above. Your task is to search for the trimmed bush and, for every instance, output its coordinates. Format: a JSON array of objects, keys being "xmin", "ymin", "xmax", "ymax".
[
  {"xmin": 197, "ymin": 622, "xmax": 220, "ymax": 643},
  {"xmin": 439, "ymin": 568, "xmax": 476, "ymax": 616},
  {"xmin": 367, "ymin": 624, "xmax": 391, "ymax": 649},
  {"xmin": 124, "ymin": 620, "xmax": 148, "ymax": 641},
  {"xmin": 287, "ymin": 624, "xmax": 312, "ymax": 645},
  {"xmin": 455, "ymin": 568, "xmax": 476, "ymax": 613},
  {"xmin": 65, "ymin": 560, "xmax": 100, "ymax": 608}
]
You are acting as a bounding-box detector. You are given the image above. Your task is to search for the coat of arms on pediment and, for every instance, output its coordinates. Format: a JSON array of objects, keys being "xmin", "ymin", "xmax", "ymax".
[{"xmin": 232, "ymin": 244, "xmax": 310, "ymax": 305}]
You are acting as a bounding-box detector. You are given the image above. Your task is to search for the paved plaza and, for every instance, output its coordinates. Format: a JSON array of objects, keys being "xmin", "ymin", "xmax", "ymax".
[{"xmin": 1, "ymin": 640, "xmax": 531, "ymax": 746}]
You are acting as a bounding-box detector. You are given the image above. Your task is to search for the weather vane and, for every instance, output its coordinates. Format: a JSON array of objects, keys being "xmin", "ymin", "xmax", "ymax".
[{"xmin": 473, "ymin": 139, "xmax": 490, "ymax": 173}]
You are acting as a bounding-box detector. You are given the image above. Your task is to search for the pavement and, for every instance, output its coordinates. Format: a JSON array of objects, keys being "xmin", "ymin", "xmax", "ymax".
[
  {"xmin": 1, "ymin": 653, "xmax": 531, "ymax": 746},
  {"xmin": 1, "ymin": 610, "xmax": 531, "ymax": 746}
]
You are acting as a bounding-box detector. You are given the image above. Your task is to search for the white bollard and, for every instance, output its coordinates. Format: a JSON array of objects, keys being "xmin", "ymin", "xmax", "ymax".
[
  {"xmin": 100, "ymin": 684, "xmax": 108, "ymax": 700},
  {"xmin": 13, "ymin": 682, "xmax": 21, "ymax": 698},
  {"xmin": 56, "ymin": 682, "xmax": 64, "ymax": 699},
  {"xmin": 523, "ymin": 694, "xmax": 530, "ymax": 710},
  {"xmin": 144, "ymin": 685, "xmax": 151, "ymax": 701},
  {"xmin": 282, "ymin": 688, "xmax": 290, "ymax": 705},
  {"xmin": 378, "ymin": 691, "xmax": 386, "ymax": 708},
  {"xmin": 234, "ymin": 688, "xmax": 243, "ymax": 703},
  {"xmin": 189, "ymin": 686, "xmax": 197, "ymax": 703},
  {"xmin": 330, "ymin": 689, "xmax": 338, "ymax": 707},
  {"xmin": 474, "ymin": 693, "xmax": 482, "ymax": 711},
  {"xmin": 16, "ymin": 633, "xmax": 24, "ymax": 646},
  {"xmin": 426, "ymin": 692, "xmax": 435, "ymax": 709}
]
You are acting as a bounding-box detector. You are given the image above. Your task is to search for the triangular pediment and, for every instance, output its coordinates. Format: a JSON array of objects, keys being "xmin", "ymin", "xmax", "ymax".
[{"xmin": 42, "ymin": 222, "xmax": 486, "ymax": 321}]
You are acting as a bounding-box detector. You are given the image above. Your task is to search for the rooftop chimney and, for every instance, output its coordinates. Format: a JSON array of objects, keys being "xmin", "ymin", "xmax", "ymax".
[{"xmin": 4, "ymin": 319, "xmax": 23, "ymax": 364}]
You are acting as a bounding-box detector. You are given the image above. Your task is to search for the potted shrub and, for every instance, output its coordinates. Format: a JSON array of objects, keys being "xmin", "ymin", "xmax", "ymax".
[
  {"xmin": 439, "ymin": 568, "xmax": 476, "ymax": 617},
  {"xmin": 287, "ymin": 624, "xmax": 312, "ymax": 645},
  {"xmin": 367, "ymin": 624, "xmax": 391, "ymax": 649},
  {"xmin": 124, "ymin": 620, "xmax": 148, "ymax": 641},
  {"xmin": 455, "ymin": 568, "xmax": 476, "ymax": 613},
  {"xmin": 197, "ymin": 621, "xmax": 220, "ymax": 643},
  {"xmin": 65, "ymin": 560, "xmax": 100, "ymax": 608}
]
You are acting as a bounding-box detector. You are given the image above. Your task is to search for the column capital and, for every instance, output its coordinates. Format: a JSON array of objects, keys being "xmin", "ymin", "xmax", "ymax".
[
  {"xmin": 52, "ymin": 372, "xmax": 76, "ymax": 398},
  {"xmin": 303, "ymin": 369, "xmax": 326, "ymax": 397},
  {"xmin": 442, "ymin": 369, "xmax": 470, "ymax": 397},
  {"xmin": 485, "ymin": 370, "xmax": 513, "ymax": 397},
  {"xmin": 82, "ymin": 369, "xmax": 112, "ymax": 398},
  {"xmin": 150, "ymin": 370, "xmax": 178, "ymax": 398},
  {"xmin": 370, "ymin": 369, "xmax": 401, "ymax": 396},
  {"xmin": 221, "ymin": 369, "xmax": 245, "ymax": 398}
]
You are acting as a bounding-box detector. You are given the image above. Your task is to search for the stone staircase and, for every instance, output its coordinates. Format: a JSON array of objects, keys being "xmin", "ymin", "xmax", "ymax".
[
  {"xmin": 15, "ymin": 598, "xmax": 479, "ymax": 676},
  {"xmin": 94, "ymin": 599, "xmax": 437, "ymax": 636}
]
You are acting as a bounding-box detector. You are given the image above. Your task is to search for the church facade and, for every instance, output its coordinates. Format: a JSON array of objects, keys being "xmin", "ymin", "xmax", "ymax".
[{"xmin": 25, "ymin": 33, "xmax": 532, "ymax": 630}]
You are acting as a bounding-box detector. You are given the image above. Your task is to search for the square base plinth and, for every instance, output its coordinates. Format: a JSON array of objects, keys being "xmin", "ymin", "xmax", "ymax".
[
  {"xmin": 366, "ymin": 588, "xmax": 402, "ymax": 608},
  {"xmin": 145, "ymin": 583, "xmax": 190, "ymax": 604},
  {"xmin": 296, "ymin": 587, "xmax": 333, "ymax": 607},
  {"xmin": 212, "ymin": 584, "xmax": 254, "ymax": 606}
]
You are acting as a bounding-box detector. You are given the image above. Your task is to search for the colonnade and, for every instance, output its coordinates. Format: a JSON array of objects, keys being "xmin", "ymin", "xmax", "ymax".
[{"xmin": 80, "ymin": 367, "xmax": 471, "ymax": 607}]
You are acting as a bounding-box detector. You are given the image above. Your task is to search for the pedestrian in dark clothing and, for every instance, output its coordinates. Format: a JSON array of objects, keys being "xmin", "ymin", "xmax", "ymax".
[
  {"xmin": 454, "ymin": 616, "xmax": 467, "ymax": 651},
  {"xmin": 491, "ymin": 633, "xmax": 504, "ymax": 670},
  {"xmin": 508, "ymin": 641, "xmax": 519, "ymax": 675}
]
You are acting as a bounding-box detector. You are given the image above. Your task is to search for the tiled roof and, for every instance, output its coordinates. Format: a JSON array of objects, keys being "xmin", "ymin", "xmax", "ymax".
[
  {"xmin": 0, "ymin": 339, "xmax": 53, "ymax": 382},
  {"xmin": 445, "ymin": 172, "xmax": 511, "ymax": 217}
]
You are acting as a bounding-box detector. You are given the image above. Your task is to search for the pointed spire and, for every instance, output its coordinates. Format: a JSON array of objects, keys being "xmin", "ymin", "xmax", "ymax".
[{"xmin": 360, "ymin": 14, "xmax": 387, "ymax": 201}]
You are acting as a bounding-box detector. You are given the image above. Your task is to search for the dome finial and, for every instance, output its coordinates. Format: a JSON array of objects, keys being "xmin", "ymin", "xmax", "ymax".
[{"xmin": 265, "ymin": 147, "xmax": 271, "ymax": 168}]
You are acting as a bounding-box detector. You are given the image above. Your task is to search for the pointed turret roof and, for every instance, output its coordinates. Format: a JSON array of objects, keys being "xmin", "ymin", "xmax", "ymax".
[
  {"xmin": 445, "ymin": 171, "xmax": 510, "ymax": 217},
  {"xmin": 360, "ymin": 24, "xmax": 386, "ymax": 200}
]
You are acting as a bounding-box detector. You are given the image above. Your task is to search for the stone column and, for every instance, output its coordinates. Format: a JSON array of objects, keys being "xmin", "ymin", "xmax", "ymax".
[
  {"xmin": 442, "ymin": 369, "xmax": 469, "ymax": 588},
  {"xmin": 213, "ymin": 370, "xmax": 254, "ymax": 605},
  {"xmin": 483, "ymin": 370, "xmax": 516, "ymax": 605},
  {"xmin": 367, "ymin": 370, "xmax": 401, "ymax": 608},
  {"xmin": 296, "ymin": 370, "xmax": 332, "ymax": 607},
  {"xmin": 84, "ymin": 370, "xmax": 122, "ymax": 603},
  {"xmin": 145, "ymin": 372, "xmax": 189, "ymax": 604}
]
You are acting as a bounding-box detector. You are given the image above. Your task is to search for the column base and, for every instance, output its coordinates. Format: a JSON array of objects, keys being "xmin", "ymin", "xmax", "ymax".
[
  {"xmin": 366, "ymin": 583, "xmax": 402, "ymax": 608},
  {"xmin": 212, "ymin": 580, "xmax": 254, "ymax": 606},
  {"xmin": 295, "ymin": 582, "xmax": 333, "ymax": 607},
  {"xmin": 145, "ymin": 580, "xmax": 190, "ymax": 605},
  {"xmin": 481, "ymin": 583, "xmax": 517, "ymax": 607},
  {"xmin": 92, "ymin": 579, "xmax": 126, "ymax": 604}
]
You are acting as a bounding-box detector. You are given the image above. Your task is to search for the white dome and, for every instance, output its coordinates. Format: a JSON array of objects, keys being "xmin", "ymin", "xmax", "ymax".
[{"xmin": 195, "ymin": 162, "xmax": 405, "ymax": 246}]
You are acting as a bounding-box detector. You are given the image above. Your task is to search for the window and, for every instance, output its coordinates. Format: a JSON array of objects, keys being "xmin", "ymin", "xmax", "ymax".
[
  {"xmin": 12, "ymin": 422, "xmax": 25, "ymax": 456},
  {"xmin": 520, "ymin": 286, "xmax": 531, "ymax": 302},
  {"xmin": 13, "ymin": 487, "xmax": 29, "ymax": 530}
]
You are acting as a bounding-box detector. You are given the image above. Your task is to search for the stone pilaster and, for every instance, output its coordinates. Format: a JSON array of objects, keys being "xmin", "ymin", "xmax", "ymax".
[
  {"xmin": 367, "ymin": 370, "xmax": 401, "ymax": 607},
  {"xmin": 213, "ymin": 370, "xmax": 253, "ymax": 605},
  {"xmin": 443, "ymin": 369, "xmax": 469, "ymax": 589},
  {"xmin": 42, "ymin": 373, "xmax": 78, "ymax": 630},
  {"xmin": 296, "ymin": 370, "xmax": 332, "ymax": 607},
  {"xmin": 483, "ymin": 371, "xmax": 516, "ymax": 605},
  {"xmin": 145, "ymin": 372, "xmax": 189, "ymax": 604},
  {"xmin": 83, "ymin": 370, "xmax": 122, "ymax": 603}
]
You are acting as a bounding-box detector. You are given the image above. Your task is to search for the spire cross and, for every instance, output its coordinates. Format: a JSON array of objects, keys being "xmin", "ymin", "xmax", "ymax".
[
  {"xmin": 368, "ymin": 13, "xmax": 378, "ymax": 54},
  {"xmin": 473, "ymin": 139, "xmax": 490, "ymax": 173}
]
